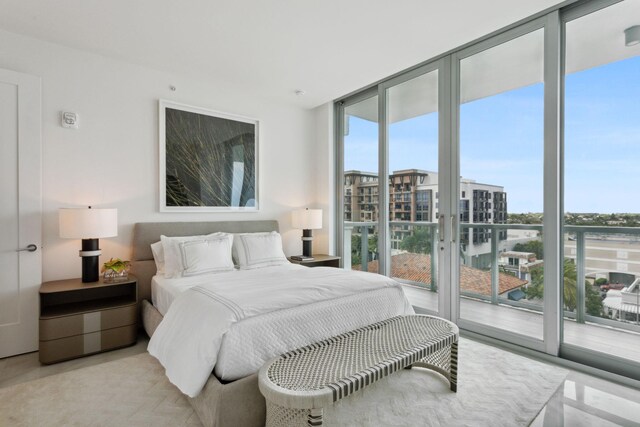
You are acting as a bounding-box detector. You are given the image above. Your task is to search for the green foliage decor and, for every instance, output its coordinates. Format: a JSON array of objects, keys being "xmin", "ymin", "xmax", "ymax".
[{"xmin": 101, "ymin": 258, "xmax": 130, "ymax": 273}]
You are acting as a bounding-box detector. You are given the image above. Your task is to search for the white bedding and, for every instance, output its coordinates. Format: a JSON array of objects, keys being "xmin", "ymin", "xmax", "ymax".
[
  {"xmin": 148, "ymin": 264, "xmax": 414, "ymax": 397},
  {"xmin": 151, "ymin": 273, "xmax": 210, "ymax": 316}
]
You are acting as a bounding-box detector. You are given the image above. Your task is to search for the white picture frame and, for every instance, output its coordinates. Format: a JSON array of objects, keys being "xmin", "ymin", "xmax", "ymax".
[{"xmin": 159, "ymin": 100, "xmax": 259, "ymax": 212}]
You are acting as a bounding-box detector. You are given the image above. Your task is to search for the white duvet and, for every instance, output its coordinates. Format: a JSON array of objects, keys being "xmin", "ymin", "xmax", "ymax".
[{"xmin": 148, "ymin": 264, "xmax": 413, "ymax": 397}]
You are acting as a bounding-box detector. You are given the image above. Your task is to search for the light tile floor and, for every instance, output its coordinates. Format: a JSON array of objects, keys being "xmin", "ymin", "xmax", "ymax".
[
  {"xmin": 530, "ymin": 371, "xmax": 640, "ymax": 426},
  {"xmin": 1, "ymin": 333, "xmax": 639, "ymax": 426}
]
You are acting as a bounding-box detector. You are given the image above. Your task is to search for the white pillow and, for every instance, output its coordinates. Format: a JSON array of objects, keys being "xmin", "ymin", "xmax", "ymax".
[
  {"xmin": 150, "ymin": 241, "xmax": 165, "ymax": 275},
  {"xmin": 233, "ymin": 231, "xmax": 288, "ymax": 270},
  {"xmin": 161, "ymin": 232, "xmax": 233, "ymax": 278},
  {"xmin": 179, "ymin": 237, "xmax": 235, "ymax": 277}
]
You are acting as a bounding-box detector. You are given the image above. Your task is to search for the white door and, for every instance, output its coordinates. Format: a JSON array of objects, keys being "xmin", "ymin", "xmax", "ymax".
[{"xmin": 0, "ymin": 68, "xmax": 42, "ymax": 358}]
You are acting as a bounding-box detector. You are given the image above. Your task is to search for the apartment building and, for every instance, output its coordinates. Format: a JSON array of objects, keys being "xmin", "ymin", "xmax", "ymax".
[{"xmin": 344, "ymin": 169, "xmax": 507, "ymax": 267}]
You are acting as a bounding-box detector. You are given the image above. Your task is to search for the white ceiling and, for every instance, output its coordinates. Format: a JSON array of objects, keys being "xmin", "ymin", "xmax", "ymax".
[
  {"xmin": 0, "ymin": 0, "xmax": 566, "ymax": 108},
  {"xmin": 346, "ymin": 0, "xmax": 640, "ymax": 123}
]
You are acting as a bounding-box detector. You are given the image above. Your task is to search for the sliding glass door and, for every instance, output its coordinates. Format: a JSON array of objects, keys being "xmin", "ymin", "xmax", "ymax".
[
  {"xmin": 561, "ymin": 0, "xmax": 640, "ymax": 377},
  {"xmin": 383, "ymin": 64, "xmax": 443, "ymax": 313},
  {"xmin": 455, "ymin": 23, "xmax": 547, "ymax": 348}
]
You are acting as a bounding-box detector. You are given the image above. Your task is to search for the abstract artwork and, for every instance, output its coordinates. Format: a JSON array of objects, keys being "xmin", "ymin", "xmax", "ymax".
[{"xmin": 159, "ymin": 100, "xmax": 258, "ymax": 211}]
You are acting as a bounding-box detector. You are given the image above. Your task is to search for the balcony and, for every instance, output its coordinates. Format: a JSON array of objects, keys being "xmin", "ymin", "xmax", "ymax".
[{"xmin": 344, "ymin": 221, "xmax": 640, "ymax": 367}]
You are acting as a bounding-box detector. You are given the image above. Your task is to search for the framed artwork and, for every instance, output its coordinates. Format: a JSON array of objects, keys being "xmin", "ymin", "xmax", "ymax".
[{"xmin": 159, "ymin": 100, "xmax": 259, "ymax": 212}]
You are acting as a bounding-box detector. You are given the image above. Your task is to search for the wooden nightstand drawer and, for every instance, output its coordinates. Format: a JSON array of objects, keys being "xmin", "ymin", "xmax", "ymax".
[
  {"xmin": 39, "ymin": 324, "xmax": 137, "ymax": 364},
  {"xmin": 39, "ymin": 304, "xmax": 137, "ymax": 341},
  {"xmin": 39, "ymin": 276, "xmax": 138, "ymax": 364}
]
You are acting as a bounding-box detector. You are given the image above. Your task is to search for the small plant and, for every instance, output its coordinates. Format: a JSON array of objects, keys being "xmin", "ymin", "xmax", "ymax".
[{"xmin": 102, "ymin": 258, "xmax": 130, "ymax": 273}]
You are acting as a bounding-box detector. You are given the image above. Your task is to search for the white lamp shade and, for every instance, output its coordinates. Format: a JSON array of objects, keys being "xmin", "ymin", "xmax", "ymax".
[
  {"xmin": 292, "ymin": 208, "xmax": 322, "ymax": 230},
  {"xmin": 59, "ymin": 208, "xmax": 118, "ymax": 239}
]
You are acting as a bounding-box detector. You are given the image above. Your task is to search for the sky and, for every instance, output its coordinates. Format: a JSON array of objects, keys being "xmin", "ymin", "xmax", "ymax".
[{"xmin": 344, "ymin": 55, "xmax": 640, "ymax": 214}]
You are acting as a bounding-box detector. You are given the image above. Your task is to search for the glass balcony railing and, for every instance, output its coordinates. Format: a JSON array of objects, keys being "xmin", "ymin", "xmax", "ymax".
[
  {"xmin": 343, "ymin": 221, "xmax": 379, "ymax": 274},
  {"xmin": 345, "ymin": 221, "xmax": 640, "ymax": 338},
  {"xmin": 564, "ymin": 225, "xmax": 640, "ymax": 331}
]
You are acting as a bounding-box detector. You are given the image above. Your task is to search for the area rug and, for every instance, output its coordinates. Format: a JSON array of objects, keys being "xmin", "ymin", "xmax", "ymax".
[{"xmin": 0, "ymin": 338, "xmax": 567, "ymax": 426}]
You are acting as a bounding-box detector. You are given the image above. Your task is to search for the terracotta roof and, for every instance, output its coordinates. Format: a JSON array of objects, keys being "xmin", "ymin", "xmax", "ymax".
[{"xmin": 354, "ymin": 252, "xmax": 527, "ymax": 296}]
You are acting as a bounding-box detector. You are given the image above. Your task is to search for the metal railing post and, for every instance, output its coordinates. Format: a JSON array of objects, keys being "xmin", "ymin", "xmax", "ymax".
[
  {"xmin": 361, "ymin": 225, "xmax": 369, "ymax": 272},
  {"xmin": 344, "ymin": 226, "xmax": 353, "ymax": 270},
  {"xmin": 491, "ymin": 229, "xmax": 499, "ymax": 304},
  {"xmin": 576, "ymin": 231, "xmax": 585, "ymax": 324}
]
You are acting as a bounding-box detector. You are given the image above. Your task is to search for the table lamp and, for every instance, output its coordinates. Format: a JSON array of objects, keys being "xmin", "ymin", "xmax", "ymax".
[
  {"xmin": 59, "ymin": 207, "xmax": 118, "ymax": 283},
  {"xmin": 292, "ymin": 208, "xmax": 322, "ymax": 257}
]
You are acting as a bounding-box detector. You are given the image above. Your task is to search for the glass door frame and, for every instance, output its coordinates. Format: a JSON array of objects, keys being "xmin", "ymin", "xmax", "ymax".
[
  {"xmin": 450, "ymin": 14, "xmax": 562, "ymax": 355},
  {"xmin": 335, "ymin": 0, "xmax": 640, "ymax": 379},
  {"xmin": 559, "ymin": 0, "xmax": 640, "ymax": 380},
  {"xmin": 334, "ymin": 86, "xmax": 379, "ymax": 272},
  {"xmin": 336, "ymin": 14, "xmax": 564, "ymax": 352},
  {"xmin": 336, "ymin": 59, "xmax": 453, "ymax": 319},
  {"xmin": 377, "ymin": 58, "xmax": 452, "ymax": 318}
]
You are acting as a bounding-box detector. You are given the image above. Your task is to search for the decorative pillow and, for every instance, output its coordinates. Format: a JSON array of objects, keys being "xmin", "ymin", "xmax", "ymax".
[
  {"xmin": 232, "ymin": 231, "xmax": 288, "ymax": 270},
  {"xmin": 161, "ymin": 233, "xmax": 233, "ymax": 278},
  {"xmin": 179, "ymin": 237, "xmax": 235, "ymax": 277},
  {"xmin": 150, "ymin": 241, "xmax": 165, "ymax": 275}
]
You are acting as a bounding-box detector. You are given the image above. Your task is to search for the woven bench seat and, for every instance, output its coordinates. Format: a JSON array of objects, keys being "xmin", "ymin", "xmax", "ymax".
[{"xmin": 258, "ymin": 314, "xmax": 459, "ymax": 427}]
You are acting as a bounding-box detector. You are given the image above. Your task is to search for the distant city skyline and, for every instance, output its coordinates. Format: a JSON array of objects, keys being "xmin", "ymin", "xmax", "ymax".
[{"xmin": 344, "ymin": 55, "xmax": 640, "ymax": 214}]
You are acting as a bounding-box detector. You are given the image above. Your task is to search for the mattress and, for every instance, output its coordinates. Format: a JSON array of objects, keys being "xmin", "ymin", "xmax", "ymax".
[
  {"xmin": 151, "ymin": 273, "xmax": 213, "ymax": 316},
  {"xmin": 148, "ymin": 264, "xmax": 414, "ymax": 396}
]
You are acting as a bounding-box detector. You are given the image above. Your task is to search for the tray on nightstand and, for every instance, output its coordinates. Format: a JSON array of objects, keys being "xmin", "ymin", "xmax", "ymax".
[{"xmin": 287, "ymin": 254, "xmax": 341, "ymax": 268}]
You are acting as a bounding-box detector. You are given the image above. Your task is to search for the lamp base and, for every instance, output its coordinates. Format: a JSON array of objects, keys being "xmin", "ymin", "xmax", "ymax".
[
  {"xmin": 80, "ymin": 238, "xmax": 101, "ymax": 283},
  {"xmin": 302, "ymin": 229, "xmax": 313, "ymax": 257}
]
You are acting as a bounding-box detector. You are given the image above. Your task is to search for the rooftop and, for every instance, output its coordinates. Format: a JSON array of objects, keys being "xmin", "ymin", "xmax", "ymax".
[
  {"xmin": 501, "ymin": 251, "xmax": 537, "ymax": 260},
  {"xmin": 355, "ymin": 252, "xmax": 527, "ymax": 295}
]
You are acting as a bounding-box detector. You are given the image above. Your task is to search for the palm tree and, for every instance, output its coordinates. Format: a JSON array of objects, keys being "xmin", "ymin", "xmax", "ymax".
[
  {"xmin": 525, "ymin": 259, "xmax": 602, "ymax": 316},
  {"xmin": 563, "ymin": 259, "xmax": 578, "ymax": 312}
]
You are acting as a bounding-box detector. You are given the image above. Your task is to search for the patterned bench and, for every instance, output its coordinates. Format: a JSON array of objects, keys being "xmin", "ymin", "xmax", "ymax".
[{"xmin": 258, "ymin": 314, "xmax": 459, "ymax": 427}]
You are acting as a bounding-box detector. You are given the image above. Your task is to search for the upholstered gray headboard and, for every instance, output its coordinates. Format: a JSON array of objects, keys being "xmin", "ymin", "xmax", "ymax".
[{"xmin": 130, "ymin": 220, "xmax": 279, "ymax": 308}]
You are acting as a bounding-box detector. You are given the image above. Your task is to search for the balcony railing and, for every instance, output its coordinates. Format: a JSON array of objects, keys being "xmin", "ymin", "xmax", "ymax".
[
  {"xmin": 344, "ymin": 221, "xmax": 439, "ymax": 290},
  {"xmin": 343, "ymin": 221, "xmax": 640, "ymax": 333},
  {"xmin": 344, "ymin": 221, "xmax": 377, "ymax": 273},
  {"xmin": 565, "ymin": 225, "xmax": 640, "ymax": 331}
]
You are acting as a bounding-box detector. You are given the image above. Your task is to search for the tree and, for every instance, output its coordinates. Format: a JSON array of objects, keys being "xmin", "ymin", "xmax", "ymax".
[
  {"xmin": 595, "ymin": 277, "xmax": 608, "ymax": 286},
  {"xmin": 585, "ymin": 285, "xmax": 604, "ymax": 317},
  {"xmin": 513, "ymin": 240, "xmax": 544, "ymax": 260},
  {"xmin": 524, "ymin": 265, "xmax": 544, "ymax": 300},
  {"xmin": 350, "ymin": 232, "xmax": 378, "ymax": 267},
  {"xmin": 523, "ymin": 259, "xmax": 604, "ymax": 316},
  {"xmin": 399, "ymin": 228, "xmax": 432, "ymax": 254}
]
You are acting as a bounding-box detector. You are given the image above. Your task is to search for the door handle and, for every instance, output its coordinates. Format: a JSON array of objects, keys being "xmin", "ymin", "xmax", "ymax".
[
  {"xmin": 17, "ymin": 244, "xmax": 37, "ymax": 252},
  {"xmin": 451, "ymin": 215, "xmax": 457, "ymax": 243},
  {"xmin": 438, "ymin": 215, "xmax": 445, "ymax": 242}
]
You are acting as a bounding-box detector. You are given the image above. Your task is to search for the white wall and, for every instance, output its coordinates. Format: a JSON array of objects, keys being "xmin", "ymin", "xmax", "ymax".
[{"xmin": 0, "ymin": 29, "xmax": 317, "ymax": 281}]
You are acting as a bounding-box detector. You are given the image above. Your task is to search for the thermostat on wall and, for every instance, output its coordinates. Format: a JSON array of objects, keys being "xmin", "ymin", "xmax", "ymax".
[{"xmin": 62, "ymin": 111, "xmax": 79, "ymax": 129}]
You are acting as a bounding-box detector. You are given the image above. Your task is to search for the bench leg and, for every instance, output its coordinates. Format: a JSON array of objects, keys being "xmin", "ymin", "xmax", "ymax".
[
  {"xmin": 308, "ymin": 408, "xmax": 324, "ymax": 426},
  {"xmin": 450, "ymin": 340, "xmax": 458, "ymax": 392}
]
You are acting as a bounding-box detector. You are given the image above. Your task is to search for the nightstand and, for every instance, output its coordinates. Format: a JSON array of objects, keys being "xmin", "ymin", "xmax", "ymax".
[
  {"xmin": 39, "ymin": 276, "xmax": 138, "ymax": 364},
  {"xmin": 288, "ymin": 254, "xmax": 341, "ymax": 268}
]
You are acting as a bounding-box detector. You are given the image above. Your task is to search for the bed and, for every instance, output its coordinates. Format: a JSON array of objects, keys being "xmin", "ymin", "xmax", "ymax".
[{"xmin": 130, "ymin": 221, "xmax": 413, "ymax": 427}]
